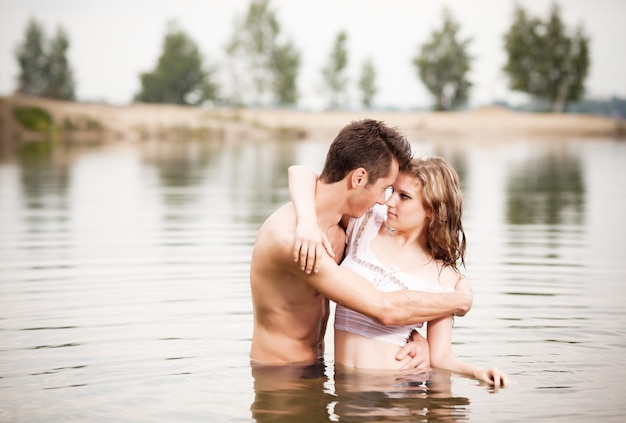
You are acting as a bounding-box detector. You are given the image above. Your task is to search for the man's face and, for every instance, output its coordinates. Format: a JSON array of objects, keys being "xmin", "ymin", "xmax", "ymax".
[{"xmin": 349, "ymin": 160, "xmax": 399, "ymax": 217}]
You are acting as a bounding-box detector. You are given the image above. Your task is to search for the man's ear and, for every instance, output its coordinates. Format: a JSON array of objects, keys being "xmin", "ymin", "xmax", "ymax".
[{"xmin": 351, "ymin": 167, "xmax": 368, "ymax": 188}]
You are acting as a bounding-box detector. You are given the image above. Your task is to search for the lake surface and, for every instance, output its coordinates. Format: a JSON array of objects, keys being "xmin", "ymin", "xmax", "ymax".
[{"xmin": 1, "ymin": 132, "xmax": 625, "ymax": 422}]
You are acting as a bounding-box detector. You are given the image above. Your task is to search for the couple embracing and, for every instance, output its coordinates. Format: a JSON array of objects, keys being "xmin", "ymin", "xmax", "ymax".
[{"xmin": 249, "ymin": 119, "xmax": 509, "ymax": 387}]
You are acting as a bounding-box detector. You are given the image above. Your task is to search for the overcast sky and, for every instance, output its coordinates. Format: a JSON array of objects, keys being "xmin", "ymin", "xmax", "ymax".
[{"xmin": 1, "ymin": 0, "xmax": 624, "ymax": 109}]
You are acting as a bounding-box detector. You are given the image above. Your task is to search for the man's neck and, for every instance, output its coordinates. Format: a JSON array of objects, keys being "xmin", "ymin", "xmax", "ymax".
[{"xmin": 314, "ymin": 180, "xmax": 346, "ymax": 230}]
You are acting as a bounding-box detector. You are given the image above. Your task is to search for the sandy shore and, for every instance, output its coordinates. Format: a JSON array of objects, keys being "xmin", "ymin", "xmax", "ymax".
[
  {"xmin": 238, "ymin": 107, "xmax": 626, "ymax": 141},
  {"xmin": 1, "ymin": 95, "xmax": 624, "ymax": 145}
]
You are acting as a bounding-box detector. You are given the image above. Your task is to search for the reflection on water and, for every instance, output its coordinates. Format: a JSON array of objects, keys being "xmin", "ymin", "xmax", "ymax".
[
  {"xmin": 333, "ymin": 368, "xmax": 472, "ymax": 422},
  {"xmin": 251, "ymin": 362, "xmax": 332, "ymax": 423},
  {"xmin": 1, "ymin": 135, "xmax": 625, "ymax": 422},
  {"xmin": 251, "ymin": 364, "xmax": 473, "ymax": 422},
  {"xmin": 507, "ymin": 146, "xmax": 585, "ymax": 225}
]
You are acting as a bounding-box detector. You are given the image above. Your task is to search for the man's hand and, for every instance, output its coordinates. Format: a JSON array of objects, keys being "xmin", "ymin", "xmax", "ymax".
[
  {"xmin": 293, "ymin": 218, "xmax": 334, "ymax": 274},
  {"xmin": 396, "ymin": 330, "xmax": 430, "ymax": 372}
]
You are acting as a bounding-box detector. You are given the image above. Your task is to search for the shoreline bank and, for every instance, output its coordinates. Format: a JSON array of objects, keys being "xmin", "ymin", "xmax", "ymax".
[{"xmin": 1, "ymin": 95, "xmax": 624, "ymax": 145}]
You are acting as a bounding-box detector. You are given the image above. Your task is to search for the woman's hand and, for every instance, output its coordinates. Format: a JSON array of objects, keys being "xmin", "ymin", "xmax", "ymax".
[
  {"xmin": 293, "ymin": 219, "xmax": 334, "ymax": 274},
  {"xmin": 473, "ymin": 367, "xmax": 511, "ymax": 388},
  {"xmin": 287, "ymin": 165, "xmax": 333, "ymax": 273}
]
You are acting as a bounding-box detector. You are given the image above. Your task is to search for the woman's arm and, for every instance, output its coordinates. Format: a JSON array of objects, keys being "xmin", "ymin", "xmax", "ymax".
[
  {"xmin": 427, "ymin": 315, "xmax": 511, "ymax": 387},
  {"xmin": 288, "ymin": 165, "xmax": 334, "ymax": 273}
]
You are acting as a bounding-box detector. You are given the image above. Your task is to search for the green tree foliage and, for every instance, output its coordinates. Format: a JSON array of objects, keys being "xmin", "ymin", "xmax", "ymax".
[
  {"xmin": 321, "ymin": 31, "xmax": 349, "ymax": 109},
  {"xmin": 271, "ymin": 41, "xmax": 301, "ymax": 106},
  {"xmin": 44, "ymin": 27, "xmax": 75, "ymax": 100},
  {"xmin": 226, "ymin": 0, "xmax": 300, "ymax": 107},
  {"xmin": 412, "ymin": 8, "xmax": 472, "ymax": 111},
  {"xmin": 358, "ymin": 58, "xmax": 377, "ymax": 109},
  {"xmin": 135, "ymin": 22, "xmax": 218, "ymax": 106},
  {"xmin": 15, "ymin": 18, "xmax": 75, "ymax": 100},
  {"xmin": 503, "ymin": 3, "xmax": 590, "ymax": 112},
  {"xmin": 15, "ymin": 19, "xmax": 47, "ymax": 96},
  {"xmin": 13, "ymin": 106, "xmax": 53, "ymax": 132}
]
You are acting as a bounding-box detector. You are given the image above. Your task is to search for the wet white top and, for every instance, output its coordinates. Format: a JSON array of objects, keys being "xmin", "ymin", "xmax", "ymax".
[{"xmin": 334, "ymin": 204, "xmax": 453, "ymax": 346}]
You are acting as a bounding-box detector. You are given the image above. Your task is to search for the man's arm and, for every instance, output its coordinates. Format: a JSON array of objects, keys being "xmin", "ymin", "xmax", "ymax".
[
  {"xmin": 279, "ymin": 237, "xmax": 472, "ymax": 325},
  {"xmin": 285, "ymin": 165, "xmax": 472, "ymax": 322}
]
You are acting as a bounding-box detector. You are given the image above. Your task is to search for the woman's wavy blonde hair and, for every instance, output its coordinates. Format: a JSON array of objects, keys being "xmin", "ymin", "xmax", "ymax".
[{"xmin": 405, "ymin": 156, "xmax": 466, "ymax": 271}]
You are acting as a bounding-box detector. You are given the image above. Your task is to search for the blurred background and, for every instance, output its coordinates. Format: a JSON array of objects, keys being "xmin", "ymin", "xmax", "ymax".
[{"xmin": 1, "ymin": 0, "xmax": 625, "ymax": 113}]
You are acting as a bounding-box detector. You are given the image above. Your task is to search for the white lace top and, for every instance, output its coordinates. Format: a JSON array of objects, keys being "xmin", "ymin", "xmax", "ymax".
[{"xmin": 334, "ymin": 204, "xmax": 453, "ymax": 346}]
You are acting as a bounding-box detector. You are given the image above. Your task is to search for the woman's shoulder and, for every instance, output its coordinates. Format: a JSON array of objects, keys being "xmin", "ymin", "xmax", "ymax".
[{"xmin": 437, "ymin": 264, "xmax": 465, "ymax": 290}]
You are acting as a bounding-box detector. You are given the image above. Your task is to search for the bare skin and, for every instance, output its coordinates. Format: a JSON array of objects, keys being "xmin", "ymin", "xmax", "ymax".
[{"xmin": 250, "ymin": 164, "xmax": 473, "ymax": 366}]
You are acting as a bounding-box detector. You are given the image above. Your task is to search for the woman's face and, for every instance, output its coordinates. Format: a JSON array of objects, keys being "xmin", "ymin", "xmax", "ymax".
[{"xmin": 385, "ymin": 172, "xmax": 430, "ymax": 234}]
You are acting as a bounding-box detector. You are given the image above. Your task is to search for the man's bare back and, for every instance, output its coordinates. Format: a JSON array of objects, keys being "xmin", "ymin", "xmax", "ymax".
[{"xmin": 250, "ymin": 203, "xmax": 346, "ymax": 364}]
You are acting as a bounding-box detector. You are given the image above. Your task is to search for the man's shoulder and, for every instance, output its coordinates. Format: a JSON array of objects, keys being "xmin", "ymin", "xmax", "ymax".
[
  {"xmin": 255, "ymin": 204, "xmax": 296, "ymax": 254},
  {"xmin": 262, "ymin": 202, "xmax": 295, "ymax": 231}
]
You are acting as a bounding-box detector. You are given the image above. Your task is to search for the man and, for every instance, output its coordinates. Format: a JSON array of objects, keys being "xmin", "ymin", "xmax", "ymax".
[{"xmin": 250, "ymin": 119, "xmax": 472, "ymax": 367}]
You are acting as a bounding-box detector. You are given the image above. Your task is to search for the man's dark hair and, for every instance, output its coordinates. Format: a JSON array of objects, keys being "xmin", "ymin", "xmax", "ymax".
[{"xmin": 319, "ymin": 119, "xmax": 412, "ymax": 185}]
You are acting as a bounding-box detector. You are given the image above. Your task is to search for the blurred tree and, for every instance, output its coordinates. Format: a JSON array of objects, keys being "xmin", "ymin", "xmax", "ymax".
[
  {"xmin": 271, "ymin": 41, "xmax": 300, "ymax": 106},
  {"xmin": 412, "ymin": 8, "xmax": 472, "ymax": 111},
  {"xmin": 503, "ymin": 3, "xmax": 590, "ymax": 112},
  {"xmin": 358, "ymin": 57, "xmax": 377, "ymax": 109},
  {"xmin": 226, "ymin": 0, "xmax": 300, "ymax": 107},
  {"xmin": 15, "ymin": 19, "xmax": 47, "ymax": 96},
  {"xmin": 135, "ymin": 22, "xmax": 218, "ymax": 106},
  {"xmin": 321, "ymin": 31, "xmax": 349, "ymax": 109},
  {"xmin": 43, "ymin": 27, "xmax": 76, "ymax": 100},
  {"xmin": 15, "ymin": 18, "xmax": 75, "ymax": 100}
]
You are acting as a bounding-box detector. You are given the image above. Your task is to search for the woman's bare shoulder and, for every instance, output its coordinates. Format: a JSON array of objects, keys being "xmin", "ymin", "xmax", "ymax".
[{"xmin": 437, "ymin": 264, "xmax": 465, "ymax": 289}]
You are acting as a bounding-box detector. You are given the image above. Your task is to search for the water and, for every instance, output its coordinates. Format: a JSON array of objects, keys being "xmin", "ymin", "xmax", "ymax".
[{"xmin": 1, "ymin": 134, "xmax": 625, "ymax": 422}]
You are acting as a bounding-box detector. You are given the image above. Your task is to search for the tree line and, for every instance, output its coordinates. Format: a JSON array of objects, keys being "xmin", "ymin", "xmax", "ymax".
[{"xmin": 14, "ymin": 0, "xmax": 594, "ymax": 113}]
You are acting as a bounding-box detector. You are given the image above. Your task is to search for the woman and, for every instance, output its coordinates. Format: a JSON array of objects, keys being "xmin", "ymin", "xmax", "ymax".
[{"xmin": 289, "ymin": 156, "xmax": 510, "ymax": 387}]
